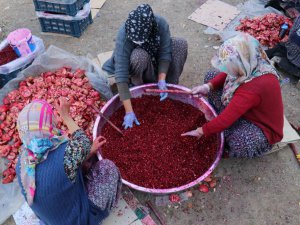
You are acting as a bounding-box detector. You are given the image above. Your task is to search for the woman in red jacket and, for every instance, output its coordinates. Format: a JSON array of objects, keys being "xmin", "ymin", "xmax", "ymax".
[{"xmin": 182, "ymin": 34, "xmax": 284, "ymax": 158}]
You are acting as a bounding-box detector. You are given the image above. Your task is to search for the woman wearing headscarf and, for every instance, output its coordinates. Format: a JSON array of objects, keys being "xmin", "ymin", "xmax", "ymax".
[
  {"xmin": 182, "ymin": 34, "xmax": 284, "ymax": 158},
  {"xmin": 265, "ymin": 0, "xmax": 300, "ymax": 19},
  {"xmin": 103, "ymin": 4, "xmax": 188, "ymax": 129},
  {"xmin": 266, "ymin": 15, "xmax": 300, "ymax": 78},
  {"xmin": 16, "ymin": 98, "xmax": 121, "ymax": 225}
]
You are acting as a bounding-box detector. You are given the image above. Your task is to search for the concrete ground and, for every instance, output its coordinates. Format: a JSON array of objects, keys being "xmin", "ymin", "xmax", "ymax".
[{"xmin": 1, "ymin": 0, "xmax": 300, "ymax": 224}]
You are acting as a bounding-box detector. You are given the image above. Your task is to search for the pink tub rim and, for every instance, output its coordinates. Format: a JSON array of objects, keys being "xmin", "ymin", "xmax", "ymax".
[
  {"xmin": 7, "ymin": 28, "xmax": 32, "ymax": 46},
  {"xmin": 93, "ymin": 83, "xmax": 224, "ymax": 194}
]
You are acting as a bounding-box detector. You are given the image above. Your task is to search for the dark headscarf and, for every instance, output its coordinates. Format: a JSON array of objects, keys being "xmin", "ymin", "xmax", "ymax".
[{"xmin": 125, "ymin": 4, "xmax": 161, "ymax": 67}]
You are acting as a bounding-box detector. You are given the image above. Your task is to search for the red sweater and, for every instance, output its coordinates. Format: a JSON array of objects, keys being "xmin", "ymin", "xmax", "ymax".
[{"xmin": 202, "ymin": 73, "xmax": 284, "ymax": 144}]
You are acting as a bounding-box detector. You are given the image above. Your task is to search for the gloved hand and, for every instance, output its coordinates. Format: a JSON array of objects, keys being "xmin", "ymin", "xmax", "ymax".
[
  {"xmin": 191, "ymin": 84, "xmax": 210, "ymax": 96},
  {"xmin": 158, "ymin": 80, "xmax": 168, "ymax": 101},
  {"xmin": 123, "ymin": 112, "xmax": 140, "ymax": 129},
  {"xmin": 181, "ymin": 128, "xmax": 203, "ymax": 139}
]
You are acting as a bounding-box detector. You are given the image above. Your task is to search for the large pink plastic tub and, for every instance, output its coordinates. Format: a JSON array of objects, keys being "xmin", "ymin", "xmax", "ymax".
[{"xmin": 93, "ymin": 84, "xmax": 224, "ymax": 194}]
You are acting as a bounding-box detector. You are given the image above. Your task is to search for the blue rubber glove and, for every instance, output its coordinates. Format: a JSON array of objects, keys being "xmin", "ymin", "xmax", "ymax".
[
  {"xmin": 123, "ymin": 112, "xmax": 140, "ymax": 129},
  {"xmin": 158, "ymin": 80, "xmax": 168, "ymax": 101}
]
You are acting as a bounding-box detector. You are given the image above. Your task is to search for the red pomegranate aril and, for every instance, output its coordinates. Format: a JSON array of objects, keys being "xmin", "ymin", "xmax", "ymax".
[
  {"xmin": 204, "ymin": 175, "xmax": 212, "ymax": 182},
  {"xmin": 199, "ymin": 184, "xmax": 210, "ymax": 193},
  {"xmin": 209, "ymin": 179, "xmax": 217, "ymax": 188},
  {"xmin": 0, "ymin": 45, "xmax": 18, "ymax": 66},
  {"xmin": 169, "ymin": 194, "xmax": 181, "ymax": 203}
]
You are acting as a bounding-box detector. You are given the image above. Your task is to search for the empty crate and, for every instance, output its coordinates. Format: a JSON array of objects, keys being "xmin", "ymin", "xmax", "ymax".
[{"xmin": 33, "ymin": 0, "xmax": 90, "ymax": 16}]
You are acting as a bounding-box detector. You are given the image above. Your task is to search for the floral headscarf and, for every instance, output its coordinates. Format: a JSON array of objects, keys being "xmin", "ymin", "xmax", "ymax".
[
  {"xmin": 125, "ymin": 4, "xmax": 160, "ymax": 67},
  {"xmin": 17, "ymin": 100, "xmax": 68, "ymax": 205},
  {"xmin": 211, "ymin": 33, "xmax": 279, "ymax": 106}
]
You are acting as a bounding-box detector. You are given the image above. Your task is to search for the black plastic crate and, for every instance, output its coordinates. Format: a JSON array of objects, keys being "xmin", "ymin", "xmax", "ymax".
[
  {"xmin": 38, "ymin": 12, "xmax": 93, "ymax": 37},
  {"xmin": 33, "ymin": 0, "xmax": 90, "ymax": 16}
]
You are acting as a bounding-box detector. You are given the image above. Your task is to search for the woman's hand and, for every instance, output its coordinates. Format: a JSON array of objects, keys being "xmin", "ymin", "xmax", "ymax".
[
  {"xmin": 82, "ymin": 136, "xmax": 106, "ymax": 175},
  {"xmin": 158, "ymin": 80, "xmax": 168, "ymax": 101},
  {"xmin": 90, "ymin": 136, "xmax": 107, "ymax": 155},
  {"xmin": 158, "ymin": 73, "xmax": 168, "ymax": 101},
  {"xmin": 123, "ymin": 112, "xmax": 140, "ymax": 129},
  {"xmin": 191, "ymin": 83, "xmax": 212, "ymax": 96},
  {"xmin": 55, "ymin": 97, "xmax": 71, "ymax": 119},
  {"xmin": 55, "ymin": 97, "xmax": 79, "ymax": 134},
  {"xmin": 181, "ymin": 127, "xmax": 204, "ymax": 139}
]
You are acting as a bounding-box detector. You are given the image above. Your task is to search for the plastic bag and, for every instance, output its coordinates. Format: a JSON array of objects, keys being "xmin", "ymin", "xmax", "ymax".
[
  {"xmin": 13, "ymin": 202, "xmax": 43, "ymax": 225},
  {"xmin": 0, "ymin": 45, "xmax": 113, "ymax": 223},
  {"xmin": 36, "ymin": 3, "xmax": 91, "ymax": 21},
  {"xmin": 0, "ymin": 36, "xmax": 44, "ymax": 225},
  {"xmin": 0, "ymin": 45, "xmax": 113, "ymax": 103},
  {"xmin": 204, "ymin": 0, "xmax": 283, "ymax": 41},
  {"xmin": 0, "ymin": 36, "xmax": 45, "ymax": 74},
  {"xmin": 0, "ymin": 159, "xmax": 24, "ymax": 224}
]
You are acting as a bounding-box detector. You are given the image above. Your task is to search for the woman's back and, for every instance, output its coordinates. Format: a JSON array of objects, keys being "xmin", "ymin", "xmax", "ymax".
[
  {"xmin": 17, "ymin": 142, "xmax": 89, "ymax": 225},
  {"xmin": 235, "ymin": 74, "xmax": 284, "ymax": 143}
]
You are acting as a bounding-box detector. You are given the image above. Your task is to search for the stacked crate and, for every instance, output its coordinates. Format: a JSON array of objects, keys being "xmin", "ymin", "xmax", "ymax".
[{"xmin": 33, "ymin": 0, "xmax": 93, "ymax": 37}]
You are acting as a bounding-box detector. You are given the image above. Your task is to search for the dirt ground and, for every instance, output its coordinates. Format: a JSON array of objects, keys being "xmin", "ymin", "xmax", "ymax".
[{"xmin": 1, "ymin": 0, "xmax": 300, "ymax": 224}]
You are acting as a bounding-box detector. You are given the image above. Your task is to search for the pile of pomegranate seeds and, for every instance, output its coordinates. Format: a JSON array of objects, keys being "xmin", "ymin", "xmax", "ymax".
[
  {"xmin": 235, "ymin": 13, "xmax": 293, "ymax": 48},
  {"xmin": 101, "ymin": 96, "xmax": 219, "ymax": 189},
  {"xmin": 0, "ymin": 45, "xmax": 18, "ymax": 66},
  {"xmin": 0, "ymin": 67, "xmax": 105, "ymax": 183}
]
